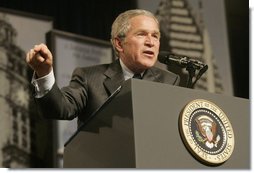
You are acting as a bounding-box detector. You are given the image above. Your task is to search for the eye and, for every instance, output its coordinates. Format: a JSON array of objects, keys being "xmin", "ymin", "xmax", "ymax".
[
  {"xmin": 152, "ymin": 33, "xmax": 160, "ymax": 39},
  {"xmin": 137, "ymin": 32, "xmax": 146, "ymax": 36}
]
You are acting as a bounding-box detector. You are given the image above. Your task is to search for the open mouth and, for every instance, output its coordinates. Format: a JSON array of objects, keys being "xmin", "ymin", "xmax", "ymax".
[{"xmin": 143, "ymin": 50, "xmax": 154, "ymax": 56}]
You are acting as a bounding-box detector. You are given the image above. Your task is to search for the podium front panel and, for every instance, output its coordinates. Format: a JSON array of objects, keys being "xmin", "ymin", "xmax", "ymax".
[{"xmin": 131, "ymin": 80, "xmax": 249, "ymax": 168}]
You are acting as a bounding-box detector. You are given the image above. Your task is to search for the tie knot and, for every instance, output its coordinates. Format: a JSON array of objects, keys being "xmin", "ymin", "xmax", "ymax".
[{"xmin": 133, "ymin": 73, "xmax": 142, "ymax": 79}]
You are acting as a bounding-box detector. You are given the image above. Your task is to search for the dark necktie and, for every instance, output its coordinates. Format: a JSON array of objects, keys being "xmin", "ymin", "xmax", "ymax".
[{"xmin": 133, "ymin": 73, "xmax": 142, "ymax": 79}]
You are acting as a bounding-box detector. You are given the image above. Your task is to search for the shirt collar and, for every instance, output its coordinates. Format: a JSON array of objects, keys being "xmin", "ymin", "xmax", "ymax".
[{"xmin": 119, "ymin": 58, "xmax": 145, "ymax": 80}]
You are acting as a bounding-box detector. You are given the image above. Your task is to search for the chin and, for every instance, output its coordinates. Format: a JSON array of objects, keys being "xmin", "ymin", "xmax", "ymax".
[
  {"xmin": 144, "ymin": 60, "xmax": 156, "ymax": 67},
  {"xmin": 142, "ymin": 62, "xmax": 155, "ymax": 69}
]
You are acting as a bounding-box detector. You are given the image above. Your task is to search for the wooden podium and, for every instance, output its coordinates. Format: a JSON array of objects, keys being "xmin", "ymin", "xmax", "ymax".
[{"xmin": 63, "ymin": 79, "xmax": 250, "ymax": 168}]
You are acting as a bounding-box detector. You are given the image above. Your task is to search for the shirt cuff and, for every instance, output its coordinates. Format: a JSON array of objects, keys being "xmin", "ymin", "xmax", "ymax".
[{"xmin": 31, "ymin": 70, "xmax": 55, "ymax": 98}]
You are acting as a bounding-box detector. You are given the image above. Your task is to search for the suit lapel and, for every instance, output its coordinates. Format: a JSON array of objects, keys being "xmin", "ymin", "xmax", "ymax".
[
  {"xmin": 142, "ymin": 67, "xmax": 161, "ymax": 83},
  {"xmin": 103, "ymin": 59, "xmax": 125, "ymax": 95}
]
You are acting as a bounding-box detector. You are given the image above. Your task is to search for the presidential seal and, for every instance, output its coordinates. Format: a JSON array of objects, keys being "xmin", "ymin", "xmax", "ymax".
[{"xmin": 179, "ymin": 99, "xmax": 234, "ymax": 165}]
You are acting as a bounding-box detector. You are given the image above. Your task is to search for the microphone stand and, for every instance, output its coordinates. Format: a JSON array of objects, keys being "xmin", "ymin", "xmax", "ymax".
[
  {"xmin": 186, "ymin": 62, "xmax": 196, "ymax": 88},
  {"xmin": 185, "ymin": 62, "xmax": 208, "ymax": 88}
]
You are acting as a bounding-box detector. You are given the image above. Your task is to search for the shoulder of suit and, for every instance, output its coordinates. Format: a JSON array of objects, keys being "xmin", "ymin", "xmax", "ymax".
[
  {"xmin": 151, "ymin": 66, "xmax": 178, "ymax": 77},
  {"xmin": 150, "ymin": 66, "xmax": 180, "ymax": 85},
  {"xmin": 73, "ymin": 63, "xmax": 110, "ymax": 73}
]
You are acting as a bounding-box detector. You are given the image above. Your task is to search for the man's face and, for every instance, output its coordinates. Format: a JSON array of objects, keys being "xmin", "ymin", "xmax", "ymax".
[{"xmin": 117, "ymin": 15, "xmax": 160, "ymax": 73}]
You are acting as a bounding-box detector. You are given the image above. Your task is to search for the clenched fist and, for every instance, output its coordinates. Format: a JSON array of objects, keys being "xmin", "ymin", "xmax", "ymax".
[{"xmin": 26, "ymin": 43, "xmax": 53, "ymax": 78}]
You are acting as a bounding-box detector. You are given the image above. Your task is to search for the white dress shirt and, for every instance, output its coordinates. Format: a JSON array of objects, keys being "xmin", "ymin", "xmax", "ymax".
[{"xmin": 31, "ymin": 70, "xmax": 55, "ymax": 98}]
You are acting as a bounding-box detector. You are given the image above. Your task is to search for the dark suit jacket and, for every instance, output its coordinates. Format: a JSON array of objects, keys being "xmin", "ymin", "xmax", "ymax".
[{"xmin": 36, "ymin": 59, "xmax": 180, "ymax": 128}]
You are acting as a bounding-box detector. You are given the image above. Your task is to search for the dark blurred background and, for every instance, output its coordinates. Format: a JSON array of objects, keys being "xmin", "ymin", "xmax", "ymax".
[{"xmin": 0, "ymin": 0, "xmax": 248, "ymax": 99}]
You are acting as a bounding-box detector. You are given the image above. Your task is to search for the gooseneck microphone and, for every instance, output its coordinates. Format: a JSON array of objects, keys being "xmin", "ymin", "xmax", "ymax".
[
  {"xmin": 158, "ymin": 51, "xmax": 207, "ymax": 70},
  {"xmin": 158, "ymin": 51, "xmax": 208, "ymax": 88}
]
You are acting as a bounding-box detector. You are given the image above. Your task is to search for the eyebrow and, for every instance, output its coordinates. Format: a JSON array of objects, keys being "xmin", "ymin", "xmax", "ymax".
[
  {"xmin": 135, "ymin": 29, "xmax": 160, "ymax": 35},
  {"xmin": 154, "ymin": 31, "xmax": 161, "ymax": 36}
]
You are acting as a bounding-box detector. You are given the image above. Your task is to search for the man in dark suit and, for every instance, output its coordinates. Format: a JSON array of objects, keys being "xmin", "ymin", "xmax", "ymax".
[{"xmin": 26, "ymin": 9, "xmax": 180, "ymax": 128}]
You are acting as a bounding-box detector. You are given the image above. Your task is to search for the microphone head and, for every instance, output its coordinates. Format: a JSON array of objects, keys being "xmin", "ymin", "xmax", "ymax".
[
  {"xmin": 158, "ymin": 51, "xmax": 190, "ymax": 67},
  {"xmin": 157, "ymin": 51, "xmax": 170, "ymax": 63}
]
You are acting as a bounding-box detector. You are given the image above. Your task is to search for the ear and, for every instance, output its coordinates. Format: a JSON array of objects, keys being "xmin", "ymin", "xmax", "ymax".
[{"xmin": 113, "ymin": 37, "xmax": 124, "ymax": 53}]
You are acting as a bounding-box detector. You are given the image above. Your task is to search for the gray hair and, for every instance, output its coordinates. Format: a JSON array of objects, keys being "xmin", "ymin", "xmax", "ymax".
[{"xmin": 110, "ymin": 9, "xmax": 159, "ymax": 57}]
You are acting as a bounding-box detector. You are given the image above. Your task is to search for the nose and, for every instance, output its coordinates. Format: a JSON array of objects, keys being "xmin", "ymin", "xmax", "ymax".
[{"xmin": 145, "ymin": 35, "xmax": 154, "ymax": 47}]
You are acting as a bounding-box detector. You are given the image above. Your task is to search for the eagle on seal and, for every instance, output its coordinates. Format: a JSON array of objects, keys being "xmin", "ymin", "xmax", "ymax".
[{"xmin": 195, "ymin": 115, "xmax": 220, "ymax": 148}]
